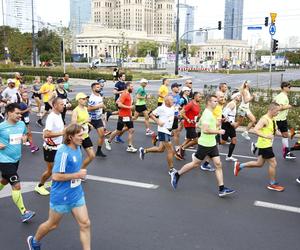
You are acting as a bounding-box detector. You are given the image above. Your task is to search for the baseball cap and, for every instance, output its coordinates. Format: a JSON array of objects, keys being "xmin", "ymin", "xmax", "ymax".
[
  {"xmin": 56, "ymin": 78, "xmax": 64, "ymax": 84},
  {"xmin": 76, "ymin": 92, "xmax": 88, "ymax": 101},
  {"xmin": 171, "ymin": 82, "xmax": 182, "ymax": 89},
  {"xmin": 140, "ymin": 78, "xmax": 148, "ymax": 84},
  {"xmin": 7, "ymin": 78, "xmax": 15, "ymax": 84},
  {"xmin": 97, "ymin": 79, "xmax": 106, "ymax": 84},
  {"xmin": 182, "ymin": 86, "xmax": 191, "ymax": 92}
]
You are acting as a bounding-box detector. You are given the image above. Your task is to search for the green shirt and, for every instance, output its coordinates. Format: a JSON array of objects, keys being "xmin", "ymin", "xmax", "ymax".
[
  {"xmin": 136, "ymin": 86, "xmax": 147, "ymax": 106},
  {"xmin": 274, "ymin": 92, "xmax": 289, "ymax": 121},
  {"xmin": 198, "ymin": 109, "xmax": 217, "ymax": 147}
]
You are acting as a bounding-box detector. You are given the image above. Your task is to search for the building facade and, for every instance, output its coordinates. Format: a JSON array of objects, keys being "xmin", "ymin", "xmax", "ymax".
[
  {"xmin": 179, "ymin": 3, "xmax": 195, "ymax": 44},
  {"xmin": 5, "ymin": 0, "xmax": 38, "ymax": 33},
  {"xmin": 224, "ymin": 0, "xmax": 244, "ymax": 40},
  {"xmin": 69, "ymin": 0, "xmax": 92, "ymax": 35}
]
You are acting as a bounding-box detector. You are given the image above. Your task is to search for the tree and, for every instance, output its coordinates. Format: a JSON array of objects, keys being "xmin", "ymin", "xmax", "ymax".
[
  {"xmin": 255, "ymin": 50, "xmax": 270, "ymax": 61},
  {"xmin": 190, "ymin": 46, "xmax": 199, "ymax": 57},
  {"xmin": 136, "ymin": 41, "xmax": 159, "ymax": 58},
  {"xmin": 286, "ymin": 51, "xmax": 300, "ymax": 64},
  {"xmin": 169, "ymin": 40, "xmax": 186, "ymax": 53}
]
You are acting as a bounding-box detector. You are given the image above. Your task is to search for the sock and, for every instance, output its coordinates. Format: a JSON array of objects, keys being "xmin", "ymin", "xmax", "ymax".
[
  {"xmin": 32, "ymin": 237, "xmax": 40, "ymax": 245},
  {"xmin": 203, "ymin": 161, "xmax": 209, "ymax": 167},
  {"xmin": 0, "ymin": 182, "xmax": 5, "ymax": 191},
  {"xmin": 38, "ymin": 183, "xmax": 44, "ymax": 187},
  {"xmin": 270, "ymin": 180, "xmax": 276, "ymax": 185},
  {"xmin": 12, "ymin": 190, "xmax": 26, "ymax": 214},
  {"xmin": 228, "ymin": 143, "xmax": 236, "ymax": 157},
  {"xmin": 240, "ymin": 163, "xmax": 246, "ymax": 169},
  {"xmin": 219, "ymin": 185, "xmax": 224, "ymax": 191},
  {"xmin": 282, "ymin": 137, "xmax": 289, "ymax": 151},
  {"xmin": 97, "ymin": 146, "xmax": 102, "ymax": 153}
]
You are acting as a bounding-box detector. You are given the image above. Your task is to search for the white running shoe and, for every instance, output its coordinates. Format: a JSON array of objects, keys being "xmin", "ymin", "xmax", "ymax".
[
  {"xmin": 226, "ymin": 156, "xmax": 238, "ymax": 162},
  {"xmin": 127, "ymin": 146, "xmax": 137, "ymax": 153},
  {"xmin": 105, "ymin": 138, "xmax": 111, "ymax": 151},
  {"xmin": 146, "ymin": 129, "xmax": 154, "ymax": 136},
  {"xmin": 242, "ymin": 131, "xmax": 251, "ymax": 140}
]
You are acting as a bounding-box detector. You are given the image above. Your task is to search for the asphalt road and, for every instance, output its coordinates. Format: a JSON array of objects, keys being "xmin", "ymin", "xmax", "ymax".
[{"xmin": 0, "ymin": 114, "xmax": 299, "ymax": 250}]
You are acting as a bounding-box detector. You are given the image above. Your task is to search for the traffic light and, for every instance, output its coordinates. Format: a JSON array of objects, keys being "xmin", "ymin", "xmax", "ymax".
[
  {"xmin": 218, "ymin": 21, "xmax": 222, "ymax": 30},
  {"xmin": 264, "ymin": 17, "xmax": 269, "ymax": 27},
  {"xmin": 182, "ymin": 48, "xmax": 187, "ymax": 57},
  {"xmin": 272, "ymin": 39, "xmax": 278, "ymax": 53}
]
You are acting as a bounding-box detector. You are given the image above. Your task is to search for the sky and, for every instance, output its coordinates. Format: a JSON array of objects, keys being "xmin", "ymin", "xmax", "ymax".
[{"xmin": 1, "ymin": 0, "xmax": 300, "ymax": 46}]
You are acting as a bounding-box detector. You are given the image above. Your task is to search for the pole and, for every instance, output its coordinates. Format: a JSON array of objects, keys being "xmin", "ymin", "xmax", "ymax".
[
  {"xmin": 2, "ymin": 0, "xmax": 7, "ymax": 63},
  {"xmin": 269, "ymin": 36, "xmax": 273, "ymax": 92},
  {"xmin": 63, "ymin": 38, "xmax": 66, "ymax": 74},
  {"xmin": 175, "ymin": 0, "xmax": 180, "ymax": 75},
  {"xmin": 31, "ymin": 0, "xmax": 36, "ymax": 67},
  {"xmin": 185, "ymin": 13, "xmax": 190, "ymax": 66}
]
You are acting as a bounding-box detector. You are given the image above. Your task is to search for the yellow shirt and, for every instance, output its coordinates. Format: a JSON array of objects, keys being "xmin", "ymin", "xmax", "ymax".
[
  {"xmin": 74, "ymin": 106, "xmax": 90, "ymax": 139},
  {"xmin": 274, "ymin": 92, "xmax": 289, "ymax": 121},
  {"xmin": 213, "ymin": 104, "xmax": 223, "ymax": 120},
  {"xmin": 256, "ymin": 115, "xmax": 275, "ymax": 149},
  {"xmin": 14, "ymin": 79, "xmax": 21, "ymax": 89},
  {"xmin": 158, "ymin": 85, "xmax": 168, "ymax": 103},
  {"xmin": 40, "ymin": 83, "xmax": 55, "ymax": 102}
]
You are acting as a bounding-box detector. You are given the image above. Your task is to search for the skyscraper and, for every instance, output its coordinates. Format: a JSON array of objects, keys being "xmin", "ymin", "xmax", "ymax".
[
  {"xmin": 5, "ymin": 0, "xmax": 37, "ymax": 33},
  {"xmin": 178, "ymin": 3, "xmax": 195, "ymax": 44},
  {"xmin": 70, "ymin": 0, "xmax": 92, "ymax": 35},
  {"xmin": 224, "ymin": 0, "xmax": 244, "ymax": 40}
]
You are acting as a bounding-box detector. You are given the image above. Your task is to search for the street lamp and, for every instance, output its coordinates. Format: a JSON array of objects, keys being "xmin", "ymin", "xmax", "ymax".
[{"xmin": 175, "ymin": 0, "xmax": 180, "ymax": 75}]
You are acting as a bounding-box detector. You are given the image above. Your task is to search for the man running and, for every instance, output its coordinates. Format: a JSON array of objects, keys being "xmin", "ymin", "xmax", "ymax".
[
  {"xmin": 105, "ymin": 82, "xmax": 137, "ymax": 153},
  {"xmin": 234, "ymin": 102, "xmax": 285, "ymax": 192},
  {"xmin": 133, "ymin": 78, "xmax": 154, "ymax": 136},
  {"xmin": 35, "ymin": 97, "xmax": 65, "ymax": 195},
  {"xmin": 0, "ymin": 103, "xmax": 35, "ymax": 222},
  {"xmin": 139, "ymin": 96, "xmax": 176, "ymax": 175},
  {"xmin": 157, "ymin": 78, "xmax": 169, "ymax": 106},
  {"xmin": 88, "ymin": 82, "xmax": 107, "ymax": 157},
  {"xmin": 1, "ymin": 79, "xmax": 17, "ymax": 103},
  {"xmin": 273, "ymin": 81, "xmax": 296, "ymax": 159},
  {"xmin": 37, "ymin": 76, "xmax": 55, "ymax": 127},
  {"xmin": 170, "ymin": 95, "xmax": 235, "ymax": 197}
]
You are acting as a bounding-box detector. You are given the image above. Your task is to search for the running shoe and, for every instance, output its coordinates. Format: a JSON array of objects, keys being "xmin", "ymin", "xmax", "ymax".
[
  {"xmin": 285, "ymin": 151, "xmax": 296, "ymax": 160},
  {"xmin": 200, "ymin": 162, "xmax": 215, "ymax": 172},
  {"xmin": 30, "ymin": 145, "xmax": 39, "ymax": 153},
  {"xmin": 126, "ymin": 146, "xmax": 137, "ymax": 153},
  {"xmin": 170, "ymin": 171, "xmax": 180, "ymax": 189},
  {"xmin": 115, "ymin": 135, "xmax": 125, "ymax": 143},
  {"xmin": 36, "ymin": 119, "xmax": 44, "ymax": 127},
  {"xmin": 34, "ymin": 184, "xmax": 50, "ymax": 196},
  {"xmin": 241, "ymin": 131, "xmax": 251, "ymax": 140},
  {"xmin": 292, "ymin": 142, "xmax": 300, "ymax": 151},
  {"xmin": 151, "ymin": 133, "xmax": 158, "ymax": 146},
  {"xmin": 104, "ymin": 139, "xmax": 111, "ymax": 151},
  {"xmin": 267, "ymin": 183, "xmax": 285, "ymax": 192},
  {"xmin": 296, "ymin": 177, "xmax": 300, "ymax": 184},
  {"xmin": 290, "ymin": 127, "xmax": 296, "ymax": 140},
  {"xmin": 251, "ymin": 142, "xmax": 257, "ymax": 155},
  {"xmin": 174, "ymin": 152, "xmax": 184, "ymax": 161},
  {"xmin": 219, "ymin": 187, "xmax": 235, "ymax": 197},
  {"xmin": 96, "ymin": 149, "xmax": 107, "ymax": 157},
  {"xmin": 146, "ymin": 129, "xmax": 154, "ymax": 136},
  {"xmin": 23, "ymin": 141, "xmax": 31, "ymax": 146},
  {"xmin": 139, "ymin": 147, "xmax": 145, "ymax": 160},
  {"xmin": 226, "ymin": 156, "xmax": 237, "ymax": 162},
  {"xmin": 27, "ymin": 235, "xmax": 41, "ymax": 250},
  {"xmin": 234, "ymin": 161, "xmax": 240, "ymax": 176},
  {"xmin": 21, "ymin": 210, "xmax": 35, "ymax": 223},
  {"xmin": 168, "ymin": 168, "xmax": 177, "ymax": 175}
]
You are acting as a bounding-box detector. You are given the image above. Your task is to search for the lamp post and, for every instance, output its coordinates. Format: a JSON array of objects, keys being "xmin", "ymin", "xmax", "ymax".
[
  {"xmin": 31, "ymin": 0, "xmax": 36, "ymax": 67},
  {"xmin": 174, "ymin": 0, "xmax": 180, "ymax": 75}
]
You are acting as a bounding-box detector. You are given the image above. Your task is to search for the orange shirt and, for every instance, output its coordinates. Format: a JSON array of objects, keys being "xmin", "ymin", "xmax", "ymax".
[{"xmin": 118, "ymin": 92, "xmax": 132, "ymax": 117}]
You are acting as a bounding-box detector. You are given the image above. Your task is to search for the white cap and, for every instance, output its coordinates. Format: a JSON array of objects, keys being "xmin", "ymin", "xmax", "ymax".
[
  {"xmin": 182, "ymin": 86, "xmax": 191, "ymax": 92},
  {"xmin": 7, "ymin": 78, "xmax": 15, "ymax": 84},
  {"xmin": 140, "ymin": 78, "xmax": 148, "ymax": 84}
]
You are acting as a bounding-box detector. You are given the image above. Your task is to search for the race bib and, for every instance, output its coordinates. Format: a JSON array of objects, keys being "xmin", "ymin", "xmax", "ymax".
[
  {"xmin": 9, "ymin": 134, "xmax": 22, "ymax": 145},
  {"xmin": 24, "ymin": 116, "xmax": 30, "ymax": 123},
  {"xmin": 70, "ymin": 179, "xmax": 81, "ymax": 188},
  {"xmin": 123, "ymin": 116, "xmax": 130, "ymax": 122}
]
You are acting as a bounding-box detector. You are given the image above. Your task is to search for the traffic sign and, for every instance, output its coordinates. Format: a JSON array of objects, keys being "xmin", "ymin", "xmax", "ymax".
[
  {"xmin": 270, "ymin": 12, "xmax": 277, "ymax": 23},
  {"xmin": 269, "ymin": 24, "xmax": 276, "ymax": 35},
  {"xmin": 247, "ymin": 26, "xmax": 262, "ymax": 30}
]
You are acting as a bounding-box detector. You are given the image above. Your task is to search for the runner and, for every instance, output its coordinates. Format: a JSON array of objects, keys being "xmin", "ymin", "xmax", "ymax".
[
  {"xmin": 176, "ymin": 92, "xmax": 201, "ymax": 160},
  {"xmin": 27, "ymin": 124, "xmax": 91, "ymax": 250},
  {"xmin": 238, "ymin": 80, "xmax": 256, "ymax": 140},
  {"xmin": 184, "ymin": 79, "xmax": 193, "ymax": 99},
  {"xmin": 0, "ymin": 103, "xmax": 35, "ymax": 222},
  {"xmin": 217, "ymin": 82, "xmax": 228, "ymax": 99},
  {"xmin": 13, "ymin": 72, "xmax": 22, "ymax": 89},
  {"xmin": 31, "ymin": 76, "xmax": 42, "ymax": 117},
  {"xmin": 273, "ymin": 81, "xmax": 296, "ymax": 159},
  {"xmin": 72, "ymin": 93, "xmax": 95, "ymax": 169},
  {"xmin": 220, "ymin": 90, "xmax": 241, "ymax": 161},
  {"xmin": 139, "ymin": 95, "xmax": 176, "ymax": 174},
  {"xmin": 87, "ymin": 82, "xmax": 107, "ymax": 157},
  {"xmin": 35, "ymin": 97, "xmax": 65, "ymax": 196},
  {"xmin": 133, "ymin": 78, "xmax": 154, "ymax": 136},
  {"xmin": 63, "ymin": 73, "xmax": 72, "ymax": 92},
  {"xmin": 234, "ymin": 102, "xmax": 285, "ymax": 192},
  {"xmin": 170, "ymin": 94, "xmax": 235, "ymax": 197},
  {"xmin": 105, "ymin": 82, "xmax": 137, "ymax": 153},
  {"xmin": 37, "ymin": 76, "xmax": 56, "ymax": 127},
  {"xmin": 1, "ymin": 79, "xmax": 17, "ymax": 103},
  {"xmin": 157, "ymin": 78, "xmax": 169, "ymax": 106}
]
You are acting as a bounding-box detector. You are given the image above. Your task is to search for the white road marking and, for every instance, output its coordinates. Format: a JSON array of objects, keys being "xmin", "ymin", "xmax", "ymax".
[
  {"xmin": 185, "ymin": 148, "xmax": 257, "ymax": 160},
  {"xmin": 254, "ymin": 201, "xmax": 300, "ymax": 214},
  {"xmin": 87, "ymin": 175, "xmax": 159, "ymax": 189},
  {"xmin": 0, "ymin": 182, "xmax": 38, "ymax": 198},
  {"xmin": 32, "ymin": 131, "xmax": 43, "ymax": 134}
]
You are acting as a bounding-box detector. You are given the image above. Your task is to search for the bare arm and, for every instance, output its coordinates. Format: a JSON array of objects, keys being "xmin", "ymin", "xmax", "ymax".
[
  {"xmin": 52, "ymin": 169, "xmax": 86, "ymax": 181},
  {"xmin": 201, "ymin": 122, "xmax": 224, "ymax": 135},
  {"xmin": 43, "ymin": 129, "xmax": 64, "ymax": 138},
  {"xmin": 253, "ymin": 117, "xmax": 273, "ymax": 139}
]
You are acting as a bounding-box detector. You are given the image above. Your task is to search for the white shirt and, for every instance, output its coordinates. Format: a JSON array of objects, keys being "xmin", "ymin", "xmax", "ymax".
[
  {"xmin": 88, "ymin": 93, "xmax": 103, "ymax": 120},
  {"xmin": 1, "ymin": 87, "xmax": 18, "ymax": 100},
  {"xmin": 43, "ymin": 112, "xmax": 64, "ymax": 146},
  {"xmin": 152, "ymin": 105, "xmax": 174, "ymax": 135}
]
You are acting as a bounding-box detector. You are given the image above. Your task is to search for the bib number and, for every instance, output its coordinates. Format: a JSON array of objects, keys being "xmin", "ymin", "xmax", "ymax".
[
  {"xmin": 70, "ymin": 179, "xmax": 81, "ymax": 188},
  {"xmin": 24, "ymin": 116, "xmax": 30, "ymax": 123},
  {"xmin": 123, "ymin": 116, "xmax": 130, "ymax": 122},
  {"xmin": 9, "ymin": 134, "xmax": 22, "ymax": 145}
]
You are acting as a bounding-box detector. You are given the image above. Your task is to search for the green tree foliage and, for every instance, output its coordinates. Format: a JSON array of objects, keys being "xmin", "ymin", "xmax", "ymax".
[
  {"xmin": 255, "ymin": 50, "xmax": 270, "ymax": 60},
  {"xmin": 136, "ymin": 41, "xmax": 159, "ymax": 58},
  {"xmin": 169, "ymin": 40, "xmax": 186, "ymax": 53},
  {"xmin": 286, "ymin": 51, "xmax": 300, "ymax": 64}
]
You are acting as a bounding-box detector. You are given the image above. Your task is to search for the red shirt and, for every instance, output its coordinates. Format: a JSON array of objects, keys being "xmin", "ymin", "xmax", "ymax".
[
  {"xmin": 183, "ymin": 101, "xmax": 200, "ymax": 128},
  {"xmin": 118, "ymin": 91, "xmax": 132, "ymax": 117}
]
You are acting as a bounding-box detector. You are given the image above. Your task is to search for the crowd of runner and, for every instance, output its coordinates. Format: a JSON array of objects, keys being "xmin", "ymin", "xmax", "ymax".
[{"xmin": 0, "ymin": 72, "xmax": 299, "ymax": 250}]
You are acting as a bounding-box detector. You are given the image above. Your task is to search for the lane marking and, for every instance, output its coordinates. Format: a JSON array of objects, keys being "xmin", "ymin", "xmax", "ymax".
[
  {"xmin": 185, "ymin": 148, "xmax": 257, "ymax": 160},
  {"xmin": 254, "ymin": 201, "xmax": 300, "ymax": 214},
  {"xmin": 87, "ymin": 175, "xmax": 159, "ymax": 189},
  {"xmin": 32, "ymin": 131, "xmax": 43, "ymax": 134},
  {"xmin": 0, "ymin": 182, "xmax": 38, "ymax": 198}
]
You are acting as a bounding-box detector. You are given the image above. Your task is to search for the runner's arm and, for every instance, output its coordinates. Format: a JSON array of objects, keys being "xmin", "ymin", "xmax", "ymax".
[{"xmin": 52, "ymin": 170, "xmax": 86, "ymax": 181}]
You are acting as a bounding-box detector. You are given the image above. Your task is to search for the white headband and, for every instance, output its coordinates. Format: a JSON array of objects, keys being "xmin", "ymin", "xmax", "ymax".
[{"xmin": 231, "ymin": 92, "xmax": 241, "ymax": 100}]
